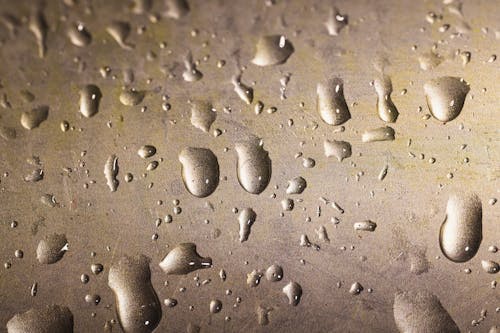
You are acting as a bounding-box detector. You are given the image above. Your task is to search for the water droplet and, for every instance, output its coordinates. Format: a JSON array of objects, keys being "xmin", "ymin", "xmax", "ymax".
[
  {"xmin": 104, "ymin": 155, "xmax": 119, "ymax": 192},
  {"xmin": 232, "ymin": 74, "xmax": 253, "ymax": 105},
  {"xmin": 164, "ymin": 0, "xmax": 190, "ymax": 19},
  {"xmin": 354, "ymin": 220, "xmax": 377, "ymax": 232},
  {"xmin": 120, "ymin": 89, "xmax": 145, "ymax": 106},
  {"xmin": 251, "ymin": 35, "xmax": 294, "ymax": 66},
  {"xmin": 183, "ymin": 52, "xmax": 203, "ymax": 82},
  {"xmin": 323, "ymin": 140, "xmax": 352, "ymax": 161},
  {"xmin": 481, "ymin": 260, "xmax": 499, "ymax": 274},
  {"xmin": 325, "ymin": 7, "xmax": 348, "ymax": 36},
  {"xmin": 439, "ymin": 193, "xmax": 482, "ymax": 263},
  {"xmin": 393, "ymin": 290, "xmax": 459, "ymax": 333},
  {"xmin": 424, "ymin": 77, "xmax": 470, "ymax": 122},
  {"xmin": 79, "ymin": 85, "xmax": 102, "ymax": 118},
  {"xmin": 107, "ymin": 21, "xmax": 134, "ymax": 49},
  {"xmin": 7, "ymin": 305, "xmax": 73, "ymax": 332},
  {"xmin": 179, "ymin": 147, "xmax": 219, "ymax": 198},
  {"xmin": 190, "ymin": 100, "xmax": 215, "ymax": 132},
  {"xmin": 362, "ymin": 126, "xmax": 395, "ymax": 143},
  {"xmin": 138, "ymin": 145, "xmax": 157, "ymax": 159},
  {"xmin": 282, "ymin": 281, "xmax": 302, "ymax": 306},
  {"xmin": 29, "ymin": 10, "xmax": 48, "ymax": 58},
  {"xmin": 349, "ymin": 282, "xmax": 363, "ymax": 295},
  {"xmin": 21, "ymin": 105, "xmax": 48, "ymax": 130},
  {"xmin": 247, "ymin": 270, "xmax": 263, "ymax": 287},
  {"xmin": 159, "ymin": 243, "xmax": 212, "ymax": 275},
  {"xmin": 238, "ymin": 208, "xmax": 256, "ymax": 242},
  {"xmin": 209, "ymin": 299, "xmax": 222, "ymax": 314},
  {"xmin": 36, "ymin": 233, "xmax": 68, "ymax": 264},
  {"xmin": 108, "ymin": 255, "xmax": 162, "ymax": 333},
  {"xmin": 67, "ymin": 23, "xmax": 91, "ymax": 47},
  {"xmin": 256, "ymin": 305, "xmax": 273, "ymax": 325},
  {"xmin": 317, "ymin": 78, "xmax": 351, "ymax": 125},
  {"xmin": 235, "ymin": 139, "xmax": 271, "ymax": 194},
  {"xmin": 265, "ymin": 264, "xmax": 283, "ymax": 282},
  {"xmin": 374, "ymin": 75, "xmax": 399, "ymax": 123},
  {"xmin": 286, "ymin": 176, "xmax": 306, "ymax": 195}
]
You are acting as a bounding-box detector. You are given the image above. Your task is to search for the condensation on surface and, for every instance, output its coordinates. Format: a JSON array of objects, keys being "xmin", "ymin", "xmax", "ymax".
[{"xmin": 0, "ymin": 0, "xmax": 498, "ymax": 332}]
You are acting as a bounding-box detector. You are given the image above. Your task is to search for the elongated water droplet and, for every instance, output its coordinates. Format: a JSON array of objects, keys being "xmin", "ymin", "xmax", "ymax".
[
  {"xmin": 159, "ymin": 243, "xmax": 212, "ymax": 275},
  {"xmin": 236, "ymin": 139, "xmax": 271, "ymax": 194},
  {"xmin": 108, "ymin": 255, "xmax": 162, "ymax": 333},
  {"xmin": 282, "ymin": 281, "xmax": 302, "ymax": 306},
  {"xmin": 179, "ymin": 147, "xmax": 219, "ymax": 198},
  {"xmin": 104, "ymin": 155, "xmax": 119, "ymax": 192},
  {"xmin": 7, "ymin": 305, "xmax": 73, "ymax": 333},
  {"xmin": 67, "ymin": 23, "xmax": 91, "ymax": 47},
  {"xmin": 79, "ymin": 85, "xmax": 101, "ymax": 118},
  {"xmin": 232, "ymin": 74, "xmax": 253, "ymax": 104},
  {"xmin": 424, "ymin": 77, "xmax": 470, "ymax": 122},
  {"xmin": 107, "ymin": 21, "xmax": 134, "ymax": 49},
  {"xmin": 317, "ymin": 77, "xmax": 351, "ymax": 125},
  {"xmin": 251, "ymin": 35, "xmax": 294, "ymax": 66},
  {"xmin": 362, "ymin": 126, "xmax": 395, "ymax": 142},
  {"xmin": 323, "ymin": 140, "xmax": 351, "ymax": 161},
  {"xmin": 374, "ymin": 75, "xmax": 399, "ymax": 123},
  {"xmin": 21, "ymin": 105, "xmax": 48, "ymax": 130},
  {"xmin": 29, "ymin": 9, "xmax": 48, "ymax": 58},
  {"xmin": 354, "ymin": 220, "xmax": 377, "ymax": 232},
  {"xmin": 36, "ymin": 233, "xmax": 68, "ymax": 264},
  {"xmin": 393, "ymin": 290, "xmax": 459, "ymax": 333},
  {"xmin": 183, "ymin": 51, "xmax": 202, "ymax": 82},
  {"xmin": 440, "ymin": 193, "xmax": 482, "ymax": 263},
  {"xmin": 238, "ymin": 208, "xmax": 256, "ymax": 242}
]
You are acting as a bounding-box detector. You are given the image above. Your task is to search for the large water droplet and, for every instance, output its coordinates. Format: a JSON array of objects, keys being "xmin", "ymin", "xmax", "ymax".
[
  {"xmin": 179, "ymin": 147, "xmax": 219, "ymax": 198},
  {"xmin": 317, "ymin": 77, "xmax": 351, "ymax": 126},
  {"xmin": 251, "ymin": 35, "xmax": 294, "ymax": 66},
  {"xmin": 393, "ymin": 290, "xmax": 459, "ymax": 333},
  {"xmin": 67, "ymin": 23, "xmax": 91, "ymax": 47},
  {"xmin": 36, "ymin": 233, "xmax": 68, "ymax": 264},
  {"xmin": 236, "ymin": 139, "xmax": 271, "ymax": 194},
  {"xmin": 424, "ymin": 77, "xmax": 470, "ymax": 122},
  {"xmin": 374, "ymin": 75, "xmax": 399, "ymax": 123},
  {"xmin": 7, "ymin": 305, "xmax": 73, "ymax": 333},
  {"xmin": 108, "ymin": 255, "xmax": 162, "ymax": 333},
  {"xmin": 21, "ymin": 105, "xmax": 48, "ymax": 130},
  {"xmin": 159, "ymin": 243, "xmax": 212, "ymax": 275},
  {"xmin": 439, "ymin": 193, "xmax": 482, "ymax": 263}
]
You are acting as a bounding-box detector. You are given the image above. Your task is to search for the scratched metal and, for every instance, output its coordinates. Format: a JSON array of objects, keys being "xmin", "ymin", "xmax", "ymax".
[{"xmin": 0, "ymin": 0, "xmax": 499, "ymax": 332}]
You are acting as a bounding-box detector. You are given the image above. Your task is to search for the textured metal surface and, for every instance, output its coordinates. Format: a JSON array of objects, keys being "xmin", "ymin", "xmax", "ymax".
[{"xmin": 0, "ymin": 0, "xmax": 499, "ymax": 332}]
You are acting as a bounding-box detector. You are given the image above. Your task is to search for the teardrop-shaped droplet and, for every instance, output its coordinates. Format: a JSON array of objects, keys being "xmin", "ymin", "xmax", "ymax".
[
  {"xmin": 323, "ymin": 140, "xmax": 352, "ymax": 161},
  {"xmin": 251, "ymin": 35, "xmax": 294, "ymax": 66},
  {"xmin": 235, "ymin": 139, "xmax": 271, "ymax": 194},
  {"xmin": 7, "ymin": 305, "xmax": 73, "ymax": 333},
  {"xmin": 393, "ymin": 290, "xmax": 459, "ymax": 333},
  {"xmin": 238, "ymin": 208, "xmax": 256, "ymax": 242},
  {"xmin": 374, "ymin": 75, "xmax": 399, "ymax": 123},
  {"xmin": 21, "ymin": 105, "xmax": 48, "ymax": 130},
  {"xmin": 232, "ymin": 74, "xmax": 253, "ymax": 104},
  {"xmin": 107, "ymin": 21, "xmax": 134, "ymax": 49},
  {"xmin": 282, "ymin": 281, "xmax": 302, "ymax": 306},
  {"xmin": 159, "ymin": 243, "xmax": 212, "ymax": 275},
  {"xmin": 439, "ymin": 193, "xmax": 482, "ymax": 263},
  {"xmin": 108, "ymin": 255, "xmax": 162, "ymax": 333},
  {"xmin": 179, "ymin": 147, "xmax": 219, "ymax": 198},
  {"xmin": 317, "ymin": 77, "xmax": 351, "ymax": 125},
  {"xmin": 67, "ymin": 23, "xmax": 91, "ymax": 47},
  {"xmin": 36, "ymin": 233, "xmax": 68, "ymax": 264},
  {"xmin": 190, "ymin": 100, "xmax": 215, "ymax": 132},
  {"xmin": 79, "ymin": 85, "xmax": 101, "ymax": 118},
  {"xmin": 424, "ymin": 77, "xmax": 469, "ymax": 122}
]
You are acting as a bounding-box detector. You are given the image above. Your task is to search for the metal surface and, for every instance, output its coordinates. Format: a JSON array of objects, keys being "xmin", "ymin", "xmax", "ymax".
[{"xmin": 0, "ymin": 0, "xmax": 498, "ymax": 332}]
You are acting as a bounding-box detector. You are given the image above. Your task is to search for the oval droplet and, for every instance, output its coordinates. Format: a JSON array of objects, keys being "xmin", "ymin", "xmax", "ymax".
[
  {"xmin": 317, "ymin": 77, "xmax": 351, "ymax": 126},
  {"xmin": 439, "ymin": 193, "xmax": 482, "ymax": 263},
  {"xmin": 251, "ymin": 35, "xmax": 294, "ymax": 66},
  {"xmin": 79, "ymin": 84, "xmax": 102, "ymax": 118},
  {"xmin": 361, "ymin": 126, "xmax": 395, "ymax": 143},
  {"xmin": 235, "ymin": 139, "xmax": 271, "ymax": 194},
  {"xmin": 179, "ymin": 147, "xmax": 219, "ymax": 198}
]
